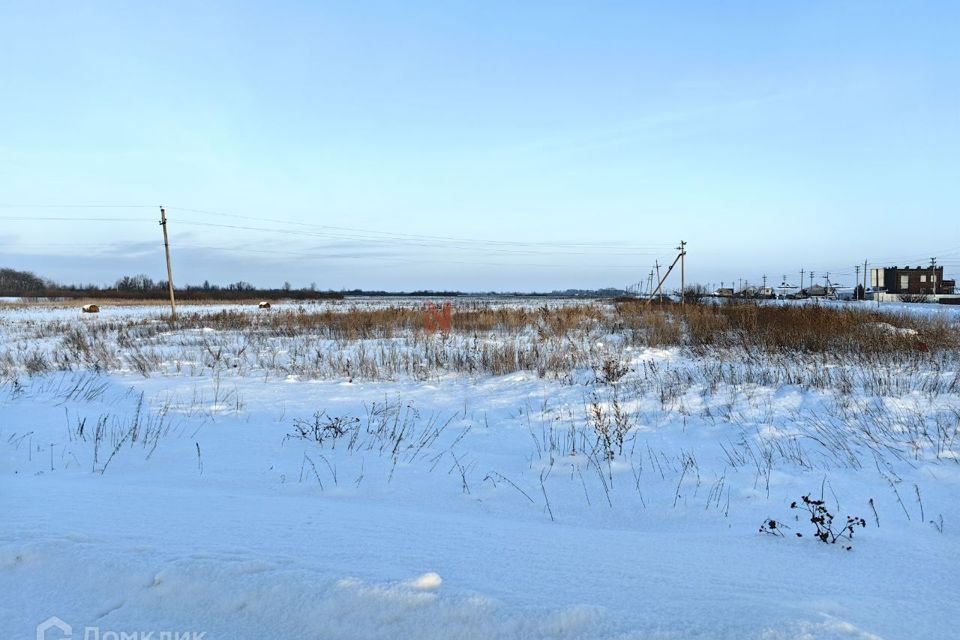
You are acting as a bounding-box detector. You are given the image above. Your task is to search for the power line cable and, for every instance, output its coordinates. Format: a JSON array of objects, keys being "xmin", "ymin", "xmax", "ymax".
[
  {"xmin": 0, "ymin": 206, "xmax": 675, "ymax": 255},
  {"xmin": 0, "ymin": 215, "xmax": 150, "ymax": 223},
  {"xmin": 171, "ymin": 219, "xmax": 665, "ymax": 257},
  {"xmin": 0, "ymin": 204, "xmax": 154, "ymax": 209},
  {"xmin": 164, "ymin": 204, "xmax": 673, "ymax": 250},
  {"xmin": 169, "ymin": 242, "xmax": 650, "ymax": 269}
]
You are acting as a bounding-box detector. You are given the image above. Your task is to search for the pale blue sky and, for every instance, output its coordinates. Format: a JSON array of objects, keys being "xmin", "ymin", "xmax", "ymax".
[{"xmin": 1, "ymin": 1, "xmax": 958, "ymax": 290}]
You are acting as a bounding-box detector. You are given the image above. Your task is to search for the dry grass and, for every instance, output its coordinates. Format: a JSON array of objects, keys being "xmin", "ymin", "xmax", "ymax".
[
  {"xmin": 616, "ymin": 300, "xmax": 960, "ymax": 354},
  {"xmin": 173, "ymin": 303, "xmax": 604, "ymax": 340},
  {"xmin": 1, "ymin": 300, "xmax": 957, "ymax": 383}
]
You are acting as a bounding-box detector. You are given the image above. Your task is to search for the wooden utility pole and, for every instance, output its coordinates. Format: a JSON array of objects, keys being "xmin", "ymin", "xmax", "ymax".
[
  {"xmin": 854, "ymin": 265, "xmax": 860, "ymax": 299},
  {"xmin": 930, "ymin": 257, "xmax": 938, "ymax": 295},
  {"xmin": 678, "ymin": 240, "xmax": 687, "ymax": 305},
  {"xmin": 159, "ymin": 206, "xmax": 177, "ymax": 321},
  {"xmin": 644, "ymin": 247, "xmax": 684, "ymax": 306},
  {"xmin": 863, "ymin": 260, "xmax": 868, "ymax": 294}
]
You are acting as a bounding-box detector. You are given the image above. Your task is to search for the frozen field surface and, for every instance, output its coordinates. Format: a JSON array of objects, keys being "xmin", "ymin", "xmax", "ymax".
[{"xmin": 2, "ymin": 301, "xmax": 958, "ymax": 639}]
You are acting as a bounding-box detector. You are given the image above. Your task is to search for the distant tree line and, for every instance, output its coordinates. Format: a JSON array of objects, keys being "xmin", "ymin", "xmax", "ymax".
[
  {"xmin": 2, "ymin": 266, "xmax": 643, "ymax": 300},
  {"xmin": 0, "ymin": 268, "xmax": 343, "ymax": 300},
  {"xmin": 338, "ymin": 289, "xmax": 465, "ymax": 297},
  {"xmin": 0, "ymin": 268, "xmax": 51, "ymax": 292}
]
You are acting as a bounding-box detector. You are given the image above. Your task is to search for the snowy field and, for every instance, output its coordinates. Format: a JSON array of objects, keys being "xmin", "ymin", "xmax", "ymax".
[{"xmin": 2, "ymin": 299, "xmax": 959, "ymax": 640}]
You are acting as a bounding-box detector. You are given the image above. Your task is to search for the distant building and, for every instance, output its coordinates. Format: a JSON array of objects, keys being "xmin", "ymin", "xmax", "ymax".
[
  {"xmin": 834, "ymin": 288, "xmax": 856, "ymax": 301},
  {"xmin": 870, "ymin": 266, "xmax": 956, "ymax": 295}
]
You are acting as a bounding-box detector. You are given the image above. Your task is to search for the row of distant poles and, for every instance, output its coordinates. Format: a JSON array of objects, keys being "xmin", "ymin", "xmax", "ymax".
[
  {"xmin": 777, "ymin": 259, "xmax": 938, "ymax": 294},
  {"xmin": 722, "ymin": 269, "xmax": 858, "ymax": 294},
  {"xmin": 725, "ymin": 267, "xmax": 869, "ymax": 294},
  {"xmin": 629, "ymin": 241, "xmax": 687, "ymax": 305},
  {"xmin": 720, "ymin": 257, "xmax": 940, "ymax": 297},
  {"xmin": 781, "ymin": 266, "xmax": 870, "ymax": 293},
  {"xmin": 630, "ymin": 253, "xmax": 942, "ymax": 300}
]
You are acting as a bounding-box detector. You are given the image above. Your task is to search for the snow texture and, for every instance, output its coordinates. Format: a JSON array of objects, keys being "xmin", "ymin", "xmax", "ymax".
[{"xmin": 2, "ymin": 300, "xmax": 958, "ymax": 639}]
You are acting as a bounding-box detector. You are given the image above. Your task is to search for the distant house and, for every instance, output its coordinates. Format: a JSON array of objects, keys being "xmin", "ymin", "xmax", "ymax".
[
  {"xmin": 871, "ymin": 266, "xmax": 956, "ymax": 295},
  {"xmin": 715, "ymin": 288, "xmax": 734, "ymax": 298},
  {"xmin": 834, "ymin": 288, "xmax": 856, "ymax": 301},
  {"xmin": 804, "ymin": 284, "xmax": 829, "ymax": 297}
]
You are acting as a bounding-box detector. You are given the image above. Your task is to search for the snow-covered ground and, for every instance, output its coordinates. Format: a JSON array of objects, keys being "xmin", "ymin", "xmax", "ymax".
[{"xmin": 2, "ymin": 301, "xmax": 958, "ymax": 639}]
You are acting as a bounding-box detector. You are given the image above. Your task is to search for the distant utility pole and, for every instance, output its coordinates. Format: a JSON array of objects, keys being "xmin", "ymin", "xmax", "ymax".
[
  {"xmin": 800, "ymin": 269, "xmax": 805, "ymax": 292},
  {"xmin": 677, "ymin": 241, "xmax": 687, "ymax": 304},
  {"xmin": 930, "ymin": 257, "xmax": 938, "ymax": 295},
  {"xmin": 762, "ymin": 274, "xmax": 767, "ymax": 290},
  {"xmin": 159, "ymin": 206, "xmax": 177, "ymax": 321},
  {"xmin": 809, "ymin": 271, "xmax": 815, "ymax": 288},
  {"xmin": 855, "ymin": 265, "xmax": 860, "ymax": 299},
  {"xmin": 863, "ymin": 260, "xmax": 868, "ymax": 294}
]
